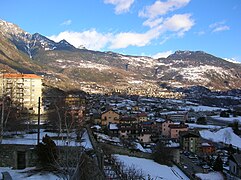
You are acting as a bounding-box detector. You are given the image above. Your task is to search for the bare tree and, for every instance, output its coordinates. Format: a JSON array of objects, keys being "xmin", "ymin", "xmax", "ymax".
[
  {"xmin": 43, "ymin": 95, "xmax": 105, "ymax": 179},
  {"xmin": 109, "ymin": 156, "xmax": 146, "ymax": 180}
]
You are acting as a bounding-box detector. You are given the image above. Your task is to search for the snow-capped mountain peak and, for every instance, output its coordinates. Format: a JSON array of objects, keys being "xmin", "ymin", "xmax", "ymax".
[{"xmin": 0, "ymin": 19, "xmax": 26, "ymax": 35}]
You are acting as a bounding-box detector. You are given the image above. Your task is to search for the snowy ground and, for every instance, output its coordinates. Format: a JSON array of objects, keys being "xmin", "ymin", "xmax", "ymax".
[
  {"xmin": 94, "ymin": 132, "xmax": 121, "ymax": 145},
  {"xmin": 180, "ymin": 105, "xmax": 226, "ymax": 112},
  {"xmin": 211, "ymin": 115, "xmax": 241, "ymax": 124},
  {"xmin": 196, "ymin": 172, "xmax": 224, "ymax": 180},
  {"xmin": 0, "ymin": 167, "xmax": 59, "ymax": 180},
  {"xmin": 2, "ymin": 129, "xmax": 93, "ymax": 149},
  {"xmin": 188, "ymin": 123, "xmax": 222, "ymax": 129},
  {"xmin": 199, "ymin": 127, "xmax": 241, "ymax": 149},
  {"xmin": 114, "ymin": 154, "xmax": 189, "ymax": 180}
]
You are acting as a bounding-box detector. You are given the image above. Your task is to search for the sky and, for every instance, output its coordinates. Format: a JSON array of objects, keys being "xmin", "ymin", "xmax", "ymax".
[{"xmin": 1, "ymin": 0, "xmax": 241, "ymax": 61}]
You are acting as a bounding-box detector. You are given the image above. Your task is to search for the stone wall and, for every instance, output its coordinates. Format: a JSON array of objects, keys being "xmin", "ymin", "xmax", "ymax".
[{"xmin": 0, "ymin": 144, "xmax": 37, "ymax": 169}]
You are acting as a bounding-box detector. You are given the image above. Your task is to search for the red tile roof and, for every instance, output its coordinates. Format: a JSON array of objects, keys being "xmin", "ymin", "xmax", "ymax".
[{"xmin": 2, "ymin": 73, "xmax": 42, "ymax": 79}]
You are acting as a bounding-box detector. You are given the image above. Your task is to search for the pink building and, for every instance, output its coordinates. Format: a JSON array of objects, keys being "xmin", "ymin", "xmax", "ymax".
[
  {"xmin": 169, "ymin": 124, "xmax": 188, "ymax": 139},
  {"xmin": 161, "ymin": 119, "xmax": 173, "ymax": 137}
]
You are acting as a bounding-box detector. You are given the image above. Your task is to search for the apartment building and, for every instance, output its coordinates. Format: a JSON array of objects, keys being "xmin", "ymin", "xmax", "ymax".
[{"xmin": 0, "ymin": 73, "xmax": 43, "ymax": 114}]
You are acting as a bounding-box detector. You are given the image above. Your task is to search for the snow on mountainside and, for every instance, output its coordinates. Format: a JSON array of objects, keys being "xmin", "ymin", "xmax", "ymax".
[
  {"xmin": 223, "ymin": 58, "xmax": 241, "ymax": 64},
  {"xmin": 0, "ymin": 19, "xmax": 75, "ymax": 58},
  {"xmin": 119, "ymin": 54, "xmax": 158, "ymax": 68},
  {"xmin": 0, "ymin": 19, "xmax": 26, "ymax": 36},
  {"xmin": 1, "ymin": 19, "xmax": 241, "ymax": 91}
]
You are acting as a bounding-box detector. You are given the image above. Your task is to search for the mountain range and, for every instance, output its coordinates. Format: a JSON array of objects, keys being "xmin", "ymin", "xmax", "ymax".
[{"xmin": 1, "ymin": 19, "xmax": 241, "ymax": 94}]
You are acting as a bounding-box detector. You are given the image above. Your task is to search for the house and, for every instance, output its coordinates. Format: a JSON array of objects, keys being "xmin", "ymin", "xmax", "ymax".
[
  {"xmin": 101, "ymin": 109, "xmax": 120, "ymax": 126},
  {"xmin": 64, "ymin": 94, "xmax": 86, "ymax": 127},
  {"xmin": 160, "ymin": 111, "xmax": 188, "ymax": 123},
  {"xmin": 108, "ymin": 123, "xmax": 119, "ymax": 136},
  {"xmin": 119, "ymin": 116, "xmax": 138, "ymax": 124},
  {"xmin": 229, "ymin": 153, "xmax": 241, "ymax": 178},
  {"xmin": 161, "ymin": 119, "xmax": 173, "ymax": 137},
  {"xmin": 180, "ymin": 131, "xmax": 200, "ymax": 153},
  {"xmin": 0, "ymin": 73, "xmax": 43, "ymax": 114},
  {"xmin": 168, "ymin": 123, "xmax": 188, "ymax": 139},
  {"xmin": 119, "ymin": 116, "xmax": 140, "ymax": 140},
  {"xmin": 64, "ymin": 94, "xmax": 86, "ymax": 108},
  {"xmin": 168, "ymin": 112, "xmax": 188, "ymax": 122},
  {"xmin": 132, "ymin": 106, "xmax": 139, "ymax": 111},
  {"xmin": 137, "ymin": 112, "xmax": 148, "ymax": 122},
  {"xmin": 138, "ymin": 121, "xmax": 155, "ymax": 144},
  {"xmin": 200, "ymin": 142, "xmax": 215, "ymax": 155}
]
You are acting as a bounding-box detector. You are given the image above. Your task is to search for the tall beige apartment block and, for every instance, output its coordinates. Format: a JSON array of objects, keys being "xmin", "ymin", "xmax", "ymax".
[{"xmin": 0, "ymin": 73, "xmax": 43, "ymax": 114}]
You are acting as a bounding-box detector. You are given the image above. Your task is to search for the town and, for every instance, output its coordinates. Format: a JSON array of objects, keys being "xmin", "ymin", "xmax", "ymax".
[{"xmin": 0, "ymin": 73, "xmax": 241, "ymax": 180}]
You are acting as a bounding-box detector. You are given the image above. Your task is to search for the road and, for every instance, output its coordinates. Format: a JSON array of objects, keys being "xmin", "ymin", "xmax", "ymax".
[{"xmin": 180, "ymin": 154, "xmax": 204, "ymax": 178}]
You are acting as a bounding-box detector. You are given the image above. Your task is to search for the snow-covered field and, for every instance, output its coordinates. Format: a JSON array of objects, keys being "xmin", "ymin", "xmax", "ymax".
[
  {"xmin": 196, "ymin": 172, "xmax": 224, "ymax": 180},
  {"xmin": 115, "ymin": 154, "xmax": 189, "ymax": 180},
  {"xmin": 180, "ymin": 105, "xmax": 226, "ymax": 112},
  {"xmin": 94, "ymin": 132, "xmax": 121, "ymax": 145},
  {"xmin": 0, "ymin": 167, "xmax": 59, "ymax": 180},
  {"xmin": 188, "ymin": 123, "xmax": 222, "ymax": 129},
  {"xmin": 211, "ymin": 115, "xmax": 241, "ymax": 123},
  {"xmin": 200, "ymin": 127, "xmax": 241, "ymax": 149},
  {"xmin": 2, "ymin": 129, "xmax": 93, "ymax": 149}
]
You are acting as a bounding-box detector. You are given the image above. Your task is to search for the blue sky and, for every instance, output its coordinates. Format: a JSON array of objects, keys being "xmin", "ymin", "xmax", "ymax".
[{"xmin": 1, "ymin": 0, "xmax": 241, "ymax": 61}]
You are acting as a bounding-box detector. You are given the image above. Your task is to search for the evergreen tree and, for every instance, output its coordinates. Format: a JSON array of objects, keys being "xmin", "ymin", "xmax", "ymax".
[
  {"xmin": 36, "ymin": 134, "xmax": 58, "ymax": 168},
  {"xmin": 152, "ymin": 141, "xmax": 172, "ymax": 165},
  {"xmin": 196, "ymin": 117, "xmax": 207, "ymax": 125},
  {"xmin": 213, "ymin": 155, "xmax": 223, "ymax": 172}
]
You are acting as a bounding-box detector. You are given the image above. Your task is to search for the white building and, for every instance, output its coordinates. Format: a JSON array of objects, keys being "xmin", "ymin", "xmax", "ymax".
[{"xmin": 0, "ymin": 73, "xmax": 43, "ymax": 114}]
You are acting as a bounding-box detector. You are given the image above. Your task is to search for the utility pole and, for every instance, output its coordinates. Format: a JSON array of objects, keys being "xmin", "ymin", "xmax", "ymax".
[{"xmin": 37, "ymin": 97, "xmax": 41, "ymax": 144}]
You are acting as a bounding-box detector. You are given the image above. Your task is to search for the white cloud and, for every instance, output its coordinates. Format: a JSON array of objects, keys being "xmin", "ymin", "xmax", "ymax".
[
  {"xmin": 162, "ymin": 14, "xmax": 195, "ymax": 36},
  {"xmin": 139, "ymin": 0, "xmax": 190, "ymax": 19},
  {"xmin": 143, "ymin": 17, "xmax": 163, "ymax": 28},
  {"xmin": 212, "ymin": 25, "xmax": 230, "ymax": 32},
  {"xmin": 110, "ymin": 13, "xmax": 194, "ymax": 49},
  {"xmin": 49, "ymin": 13, "xmax": 194, "ymax": 51},
  {"xmin": 209, "ymin": 21, "xmax": 225, "ymax": 29},
  {"xmin": 209, "ymin": 21, "xmax": 230, "ymax": 33},
  {"xmin": 61, "ymin": 19, "xmax": 72, "ymax": 26},
  {"xmin": 104, "ymin": 0, "xmax": 135, "ymax": 14},
  {"xmin": 109, "ymin": 28, "xmax": 162, "ymax": 49},
  {"xmin": 152, "ymin": 50, "xmax": 173, "ymax": 59},
  {"xmin": 48, "ymin": 30, "xmax": 112, "ymax": 50}
]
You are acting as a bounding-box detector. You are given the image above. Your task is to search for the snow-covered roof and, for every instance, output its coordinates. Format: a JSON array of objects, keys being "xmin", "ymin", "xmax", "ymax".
[
  {"xmin": 201, "ymin": 142, "xmax": 211, "ymax": 147},
  {"xmin": 109, "ymin": 123, "xmax": 119, "ymax": 130},
  {"xmin": 2, "ymin": 129, "xmax": 93, "ymax": 149},
  {"xmin": 199, "ymin": 127, "xmax": 241, "ymax": 149}
]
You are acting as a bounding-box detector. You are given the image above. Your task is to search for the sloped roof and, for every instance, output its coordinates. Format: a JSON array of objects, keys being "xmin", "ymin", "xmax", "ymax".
[
  {"xmin": 180, "ymin": 131, "xmax": 200, "ymax": 138},
  {"xmin": 2, "ymin": 73, "xmax": 42, "ymax": 79},
  {"xmin": 169, "ymin": 124, "xmax": 188, "ymax": 129}
]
